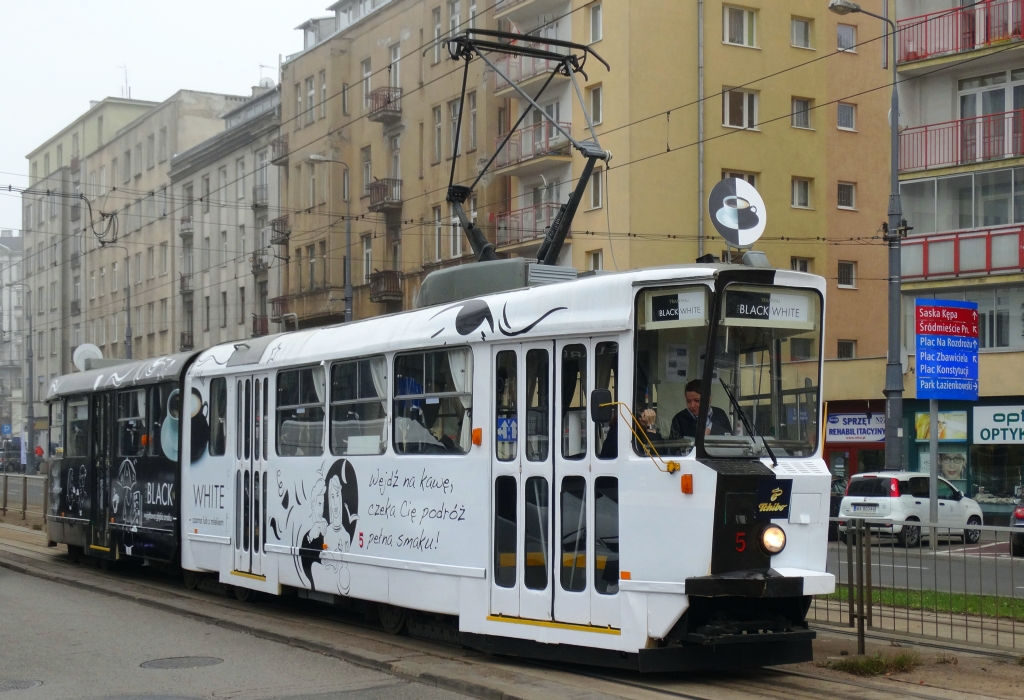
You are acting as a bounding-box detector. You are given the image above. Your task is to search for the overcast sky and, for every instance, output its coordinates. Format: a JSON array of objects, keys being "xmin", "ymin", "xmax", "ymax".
[{"xmin": 0, "ymin": 1, "xmax": 330, "ymax": 233}]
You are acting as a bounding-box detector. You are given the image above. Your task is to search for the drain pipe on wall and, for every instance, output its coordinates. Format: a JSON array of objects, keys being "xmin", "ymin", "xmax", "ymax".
[{"xmin": 697, "ymin": 0, "xmax": 705, "ymax": 258}]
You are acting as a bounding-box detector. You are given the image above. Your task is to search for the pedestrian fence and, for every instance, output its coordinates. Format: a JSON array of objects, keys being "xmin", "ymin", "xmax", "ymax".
[
  {"xmin": 0, "ymin": 474, "xmax": 48, "ymax": 521},
  {"xmin": 811, "ymin": 517, "xmax": 1024, "ymax": 652}
]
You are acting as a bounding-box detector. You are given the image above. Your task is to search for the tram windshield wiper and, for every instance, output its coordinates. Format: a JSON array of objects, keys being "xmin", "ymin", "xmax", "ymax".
[{"xmin": 718, "ymin": 378, "xmax": 777, "ymax": 466}]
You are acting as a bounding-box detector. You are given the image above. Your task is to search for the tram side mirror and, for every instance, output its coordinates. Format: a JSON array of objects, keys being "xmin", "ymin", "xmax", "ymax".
[{"xmin": 590, "ymin": 389, "xmax": 614, "ymax": 423}]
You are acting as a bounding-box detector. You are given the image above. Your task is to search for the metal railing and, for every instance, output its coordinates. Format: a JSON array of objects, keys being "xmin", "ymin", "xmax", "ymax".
[
  {"xmin": 251, "ymin": 250, "xmax": 270, "ymax": 275},
  {"xmin": 179, "ymin": 273, "xmax": 193, "ymax": 295},
  {"xmin": 180, "ymin": 331, "xmax": 194, "ymax": 351},
  {"xmin": 180, "ymin": 215, "xmax": 194, "ymax": 237},
  {"xmin": 494, "ymin": 40, "xmax": 565, "ymax": 90},
  {"xmin": 495, "ymin": 121, "xmax": 571, "ymax": 169},
  {"xmin": 0, "ymin": 474, "xmax": 47, "ymax": 521},
  {"xmin": 368, "ymin": 178, "xmax": 402, "ymax": 210},
  {"xmin": 252, "ymin": 314, "xmax": 269, "ymax": 337},
  {"xmin": 496, "ymin": 202, "xmax": 561, "ymax": 245},
  {"xmin": 900, "ymin": 108, "xmax": 1024, "ymax": 172},
  {"xmin": 367, "ymin": 86, "xmax": 402, "ymax": 121},
  {"xmin": 902, "ymin": 225, "xmax": 1024, "ymax": 279},
  {"xmin": 270, "ymin": 215, "xmax": 291, "ymax": 245},
  {"xmin": 269, "ymin": 297, "xmax": 287, "ymax": 322},
  {"xmin": 898, "ymin": 0, "xmax": 1024, "ymax": 63},
  {"xmin": 252, "ymin": 183, "xmax": 269, "ymax": 207},
  {"xmin": 368, "ymin": 269, "xmax": 402, "ymax": 303},
  {"xmin": 271, "ymin": 133, "xmax": 289, "ymax": 164},
  {"xmin": 811, "ymin": 517, "xmax": 1024, "ymax": 652}
]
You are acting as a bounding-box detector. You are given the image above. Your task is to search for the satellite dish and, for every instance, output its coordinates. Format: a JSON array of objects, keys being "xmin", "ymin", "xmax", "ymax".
[
  {"xmin": 259, "ymin": 77, "xmax": 276, "ymax": 88},
  {"xmin": 73, "ymin": 343, "xmax": 103, "ymax": 372},
  {"xmin": 709, "ymin": 178, "xmax": 767, "ymax": 248}
]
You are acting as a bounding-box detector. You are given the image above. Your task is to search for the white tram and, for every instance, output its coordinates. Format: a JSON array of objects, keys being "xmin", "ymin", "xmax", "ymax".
[{"xmin": 48, "ymin": 262, "xmax": 833, "ymax": 671}]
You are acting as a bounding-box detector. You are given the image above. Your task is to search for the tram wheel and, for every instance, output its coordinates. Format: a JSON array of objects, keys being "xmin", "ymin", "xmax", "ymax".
[
  {"xmin": 98, "ymin": 558, "xmax": 113, "ymax": 571},
  {"xmin": 378, "ymin": 604, "xmax": 407, "ymax": 635},
  {"xmin": 66, "ymin": 545, "xmax": 84, "ymax": 563},
  {"xmin": 182, "ymin": 570, "xmax": 200, "ymax": 590},
  {"xmin": 233, "ymin": 586, "xmax": 255, "ymax": 603}
]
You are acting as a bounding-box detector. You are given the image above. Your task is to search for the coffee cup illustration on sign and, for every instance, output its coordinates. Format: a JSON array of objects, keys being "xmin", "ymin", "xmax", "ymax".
[
  {"xmin": 716, "ymin": 195, "xmax": 760, "ymax": 230},
  {"xmin": 708, "ymin": 178, "xmax": 767, "ymax": 248}
]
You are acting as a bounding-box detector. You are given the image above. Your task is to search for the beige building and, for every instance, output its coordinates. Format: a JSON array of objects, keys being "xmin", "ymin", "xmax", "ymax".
[{"xmin": 79, "ymin": 90, "xmax": 246, "ymax": 361}]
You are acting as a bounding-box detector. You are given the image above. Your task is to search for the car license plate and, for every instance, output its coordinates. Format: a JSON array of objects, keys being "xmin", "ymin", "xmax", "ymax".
[{"xmin": 852, "ymin": 505, "xmax": 877, "ymax": 512}]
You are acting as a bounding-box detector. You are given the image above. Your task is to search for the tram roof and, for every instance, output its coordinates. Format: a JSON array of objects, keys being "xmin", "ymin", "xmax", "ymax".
[
  {"xmin": 47, "ymin": 351, "xmax": 196, "ymax": 401},
  {"xmin": 193, "ymin": 264, "xmax": 824, "ymax": 374}
]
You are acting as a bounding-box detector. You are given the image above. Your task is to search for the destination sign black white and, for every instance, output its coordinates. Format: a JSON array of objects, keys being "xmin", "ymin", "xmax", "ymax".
[{"xmin": 724, "ymin": 289, "xmax": 811, "ymax": 328}]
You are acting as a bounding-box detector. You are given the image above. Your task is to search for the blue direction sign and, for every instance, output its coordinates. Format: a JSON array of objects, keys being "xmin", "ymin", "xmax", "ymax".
[
  {"xmin": 1, "ymin": 424, "xmax": 9, "ymax": 436},
  {"xmin": 915, "ymin": 299, "xmax": 979, "ymax": 401}
]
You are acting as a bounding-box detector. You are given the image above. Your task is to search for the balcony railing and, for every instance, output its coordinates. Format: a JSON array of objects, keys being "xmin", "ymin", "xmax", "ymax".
[
  {"xmin": 69, "ymin": 202, "xmax": 80, "ymax": 221},
  {"xmin": 179, "ymin": 273, "xmax": 193, "ymax": 295},
  {"xmin": 270, "ymin": 297, "xmax": 286, "ymax": 322},
  {"xmin": 180, "ymin": 215, "xmax": 194, "ymax": 238},
  {"xmin": 70, "ymin": 299, "xmax": 80, "ymax": 316},
  {"xmin": 271, "ymin": 134, "xmax": 289, "ymax": 165},
  {"xmin": 251, "ymin": 250, "xmax": 270, "ymax": 275},
  {"xmin": 252, "ymin": 315, "xmax": 269, "ymax": 337},
  {"xmin": 900, "ymin": 109, "xmax": 1024, "ymax": 172},
  {"xmin": 494, "ymin": 0, "xmax": 526, "ymax": 12},
  {"xmin": 70, "ymin": 155, "xmax": 80, "ymax": 174},
  {"xmin": 368, "ymin": 179, "xmax": 403, "ymax": 212},
  {"xmin": 898, "ymin": 0, "xmax": 1024, "ymax": 63},
  {"xmin": 902, "ymin": 225, "xmax": 1024, "ymax": 280},
  {"xmin": 496, "ymin": 202, "xmax": 562, "ymax": 245},
  {"xmin": 180, "ymin": 331, "xmax": 194, "ymax": 351},
  {"xmin": 70, "ymin": 251, "xmax": 80, "ymax": 268},
  {"xmin": 367, "ymin": 87, "xmax": 402, "ymax": 124},
  {"xmin": 252, "ymin": 184, "xmax": 269, "ymax": 208},
  {"xmin": 495, "ymin": 122, "xmax": 571, "ymax": 169},
  {"xmin": 368, "ymin": 269, "xmax": 403, "ymax": 303},
  {"xmin": 494, "ymin": 41, "xmax": 565, "ymax": 91},
  {"xmin": 270, "ymin": 215, "xmax": 291, "ymax": 245}
]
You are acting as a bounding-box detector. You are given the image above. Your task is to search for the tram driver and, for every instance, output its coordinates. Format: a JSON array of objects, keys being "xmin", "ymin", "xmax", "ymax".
[{"xmin": 668, "ymin": 379, "xmax": 733, "ymax": 439}]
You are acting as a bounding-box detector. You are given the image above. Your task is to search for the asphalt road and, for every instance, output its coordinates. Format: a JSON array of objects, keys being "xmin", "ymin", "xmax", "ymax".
[{"xmin": 0, "ymin": 566, "xmax": 468, "ymax": 700}]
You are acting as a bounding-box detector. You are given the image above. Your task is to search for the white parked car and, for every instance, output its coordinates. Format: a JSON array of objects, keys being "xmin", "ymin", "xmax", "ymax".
[{"xmin": 838, "ymin": 471, "xmax": 984, "ymax": 547}]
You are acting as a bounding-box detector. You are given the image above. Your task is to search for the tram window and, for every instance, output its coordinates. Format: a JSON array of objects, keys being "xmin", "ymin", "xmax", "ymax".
[
  {"xmin": 47, "ymin": 402, "xmax": 63, "ymax": 459},
  {"xmin": 209, "ymin": 378, "xmax": 227, "ymax": 457},
  {"xmin": 525, "ymin": 349, "xmax": 549, "ymax": 462},
  {"xmin": 244, "ymin": 379, "xmax": 252, "ymax": 461},
  {"xmin": 236, "ymin": 380, "xmax": 243, "ymax": 460},
  {"xmin": 393, "ymin": 348, "xmax": 473, "ymax": 455},
  {"xmin": 276, "ymin": 366, "xmax": 326, "ymax": 456},
  {"xmin": 594, "ymin": 476, "xmax": 619, "ymax": 595},
  {"xmin": 495, "ymin": 350, "xmax": 517, "ymax": 461},
  {"xmin": 262, "ymin": 378, "xmax": 269, "ymax": 459},
  {"xmin": 494, "ymin": 475, "xmax": 517, "ymax": 588},
  {"xmin": 561, "ymin": 345, "xmax": 587, "ymax": 460},
  {"xmin": 117, "ymin": 388, "xmax": 147, "ymax": 457},
  {"xmin": 253, "ymin": 470, "xmax": 260, "ymax": 553},
  {"xmin": 235, "ymin": 470, "xmax": 242, "ymax": 548},
  {"xmin": 632, "ymin": 286, "xmax": 711, "ymax": 457},
  {"xmin": 524, "ymin": 476, "xmax": 549, "ymax": 590},
  {"xmin": 92, "ymin": 395, "xmax": 107, "ymax": 459},
  {"xmin": 595, "ymin": 342, "xmax": 618, "ymax": 460},
  {"xmin": 254, "ymin": 378, "xmax": 261, "ymax": 462},
  {"xmin": 560, "ymin": 475, "xmax": 587, "ymax": 592},
  {"xmin": 148, "ymin": 385, "xmax": 173, "ymax": 458},
  {"xmin": 330, "ymin": 356, "xmax": 387, "ymax": 456},
  {"xmin": 66, "ymin": 398, "xmax": 89, "ymax": 458}
]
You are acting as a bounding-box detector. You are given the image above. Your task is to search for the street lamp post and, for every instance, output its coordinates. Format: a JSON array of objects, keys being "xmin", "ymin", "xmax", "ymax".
[
  {"xmin": 6, "ymin": 282, "xmax": 33, "ymax": 474},
  {"xmin": 308, "ymin": 154, "xmax": 352, "ymax": 322},
  {"xmin": 829, "ymin": 0, "xmax": 904, "ymax": 471}
]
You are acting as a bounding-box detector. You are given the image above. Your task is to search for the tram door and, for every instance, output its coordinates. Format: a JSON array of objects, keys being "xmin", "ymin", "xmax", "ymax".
[
  {"xmin": 490, "ymin": 342, "xmax": 554, "ymax": 621},
  {"xmin": 90, "ymin": 394, "xmax": 111, "ymax": 551},
  {"xmin": 233, "ymin": 375, "xmax": 270, "ymax": 576}
]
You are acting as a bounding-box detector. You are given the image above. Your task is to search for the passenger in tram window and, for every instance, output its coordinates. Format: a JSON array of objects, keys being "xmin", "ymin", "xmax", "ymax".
[{"xmin": 669, "ymin": 379, "xmax": 732, "ymax": 439}]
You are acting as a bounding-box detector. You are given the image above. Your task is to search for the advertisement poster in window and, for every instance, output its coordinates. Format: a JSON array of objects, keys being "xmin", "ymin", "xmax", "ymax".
[
  {"xmin": 914, "ymin": 410, "xmax": 968, "ymax": 441},
  {"xmin": 918, "ymin": 448, "xmax": 968, "ymax": 483}
]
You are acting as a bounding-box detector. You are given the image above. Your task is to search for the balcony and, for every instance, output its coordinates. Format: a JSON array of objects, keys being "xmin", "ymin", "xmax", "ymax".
[
  {"xmin": 180, "ymin": 215, "xmax": 194, "ymax": 239},
  {"xmin": 179, "ymin": 273, "xmax": 194, "ymax": 296},
  {"xmin": 70, "ymin": 155, "xmax": 80, "ymax": 174},
  {"xmin": 368, "ymin": 269, "xmax": 403, "ymax": 303},
  {"xmin": 251, "ymin": 250, "xmax": 270, "ymax": 276},
  {"xmin": 252, "ymin": 315, "xmax": 269, "ymax": 337},
  {"xmin": 900, "ymin": 109, "xmax": 1024, "ymax": 172},
  {"xmin": 902, "ymin": 225, "xmax": 1024, "ymax": 280},
  {"xmin": 495, "ymin": 122, "xmax": 572, "ymax": 175},
  {"xmin": 180, "ymin": 332, "xmax": 194, "ymax": 351},
  {"xmin": 270, "ymin": 215, "xmax": 291, "ymax": 245},
  {"xmin": 367, "ymin": 179, "xmax": 402, "ymax": 212},
  {"xmin": 367, "ymin": 87, "xmax": 402, "ymax": 125},
  {"xmin": 69, "ymin": 202, "xmax": 80, "ymax": 221},
  {"xmin": 494, "ymin": 41, "xmax": 567, "ymax": 96},
  {"xmin": 496, "ymin": 202, "xmax": 561, "ymax": 246},
  {"xmin": 252, "ymin": 183, "xmax": 269, "ymax": 208},
  {"xmin": 70, "ymin": 299, "xmax": 80, "ymax": 316},
  {"xmin": 270, "ymin": 297, "xmax": 286, "ymax": 322},
  {"xmin": 494, "ymin": 0, "xmax": 564, "ymax": 21},
  {"xmin": 70, "ymin": 251, "xmax": 80, "ymax": 268},
  {"xmin": 898, "ymin": 0, "xmax": 1024, "ymax": 64},
  {"xmin": 273, "ymin": 288, "xmax": 343, "ymax": 323},
  {"xmin": 271, "ymin": 134, "xmax": 289, "ymax": 165}
]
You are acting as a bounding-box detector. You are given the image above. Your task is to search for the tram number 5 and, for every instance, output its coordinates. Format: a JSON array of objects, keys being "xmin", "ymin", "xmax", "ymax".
[
  {"xmin": 359, "ymin": 532, "xmax": 364, "ymax": 549},
  {"xmin": 734, "ymin": 532, "xmax": 747, "ymax": 553}
]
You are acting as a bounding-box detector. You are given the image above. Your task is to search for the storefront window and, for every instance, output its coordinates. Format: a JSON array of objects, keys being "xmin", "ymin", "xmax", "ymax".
[{"xmin": 969, "ymin": 445, "xmax": 1022, "ymax": 507}]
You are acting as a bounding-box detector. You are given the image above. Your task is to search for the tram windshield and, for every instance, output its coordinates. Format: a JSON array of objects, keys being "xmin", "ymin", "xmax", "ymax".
[{"xmin": 704, "ymin": 285, "xmax": 822, "ymax": 459}]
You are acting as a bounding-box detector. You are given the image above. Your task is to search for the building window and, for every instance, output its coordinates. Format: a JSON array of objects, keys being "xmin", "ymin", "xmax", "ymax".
[
  {"xmin": 723, "ymin": 170, "xmax": 756, "ymax": 186},
  {"xmin": 146, "ymin": 134, "xmax": 155, "ymax": 169},
  {"xmin": 791, "ymin": 17, "xmax": 812, "ymax": 48},
  {"xmin": 790, "ymin": 338, "xmax": 814, "ymax": 361},
  {"xmin": 50, "ymin": 281, "xmax": 57, "ymax": 309},
  {"xmin": 723, "ymin": 6, "xmax": 756, "ymax": 47},
  {"xmin": 790, "ymin": 257, "xmax": 812, "ymax": 273},
  {"xmin": 838, "ymin": 182, "xmax": 856, "ymax": 209},
  {"xmin": 590, "ymin": 3, "xmax": 603, "ymax": 42},
  {"xmin": 320, "ymin": 69, "xmax": 327, "ymax": 119},
  {"xmin": 838, "ymin": 261, "xmax": 856, "ymax": 288},
  {"xmin": 589, "ymin": 168, "xmax": 603, "ymax": 209},
  {"xmin": 792, "ymin": 177, "xmax": 811, "ymax": 208},
  {"xmin": 147, "ymin": 246, "xmax": 155, "ymax": 278},
  {"xmin": 361, "ymin": 147, "xmax": 372, "ymax": 195},
  {"xmin": 433, "ymin": 106, "xmax": 442, "ymax": 163},
  {"xmin": 448, "ymin": 100, "xmax": 461, "ymax": 155},
  {"xmin": 468, "ymin": 0, "xmax": 477, "ymax": 29},
  {"xmin": 837, "ymin": 340, "xmax": 856, "ymax": 359},
  {"xmin": 837, "ymin": 23, "xmax": 857, "ymax": 51},
  {"xmin": 589, "ymin": 250, "xmax": 603, "ymax": 271},
  {"xmin": 158, "ymin": 127, "xmax": 167, "ymax": 162},
  {"xmin": 220, "ymin": 292, "xmax": 227, "ymax": 328},
  {"xmin": 723, "ymin": 89, "xmax": 757, "ymax": 129},
  {"xmin": 433, "ymin": 7, "xmax": 442, "ymax": 63},
  {"xmin": 448, "ymin": 0, "xmax": 460, "ymax": 35},
  {"xmin": 89, "ymin": 271, "xmax": 95, "ymax": 299},
  {"xmin": 589, "ymin": 85, "xmax": 603, "ymax": 125},
  {"xmin": 361, "ymin": 58, "xmax": 372, "ymax": 109},
  {"xmin": 838, "ymin": 102, "xmax": 856, "ymax": 130},
  {"xmin": 433, "ymin": 206, "xmax": 443, "ymax": 261},
  {"xmin": 308, "ymin": 244, "xmax": 317, "ymax": 291},
  {"xmin": 308, "ymin": 163, "xmax": 317, "ymax": 208},
  {"xmin": 791, "ymin": 98, "xmax": 811, "ymax": 129},
  {"xmin": 295, "ymin": 83, "xmax": 302, "ymax": 130},
  {"xmin": 362, "ymin": 235, "xmax": 372, "ymax": 284},
  {"xmin": 236, "ymin": 158, "xmax": 245, "ymax": 199},
  {"xmin": 342, "ymin": 83, "xmax": 350, "ymax": 115},
  {"xmin": 449, "ymin": 204, "xmax": 462, "ymax": 258},
  {"xmin": 468, "ymin": 92, "xmax": 477, "ymax": 151},
  {"xmin": 204, "ymin": 296, "xmax": 211, "ymax": 331},
  {"xmin": 306, "ymin": 77, "xmax": 315, "ymax": 124}
]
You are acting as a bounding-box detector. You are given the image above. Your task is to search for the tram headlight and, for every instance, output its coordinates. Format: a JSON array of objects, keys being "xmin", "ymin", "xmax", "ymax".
[{"xmin": 759, "ymin": 525, "xmax": 786, "ymax": 555}]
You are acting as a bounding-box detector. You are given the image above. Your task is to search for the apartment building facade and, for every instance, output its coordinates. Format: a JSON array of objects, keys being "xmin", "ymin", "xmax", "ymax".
[
  {"xmin": 22, "ymin": 98, "xmax": 158, "ymax": 455},
  {"xmin": 78, "ymin": 90, "xmax": 246, "ymax": 364},
  {"xmin": 169, "ymin": 85, "xmax": 283, "ymax": 350},
  {"xmin": 868, "ymin": 0, "xmax": 1024, "ymax": 521},
  {"xmin": 0, "ymin": 232, "xmax": 24, "ymax": 442}
]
